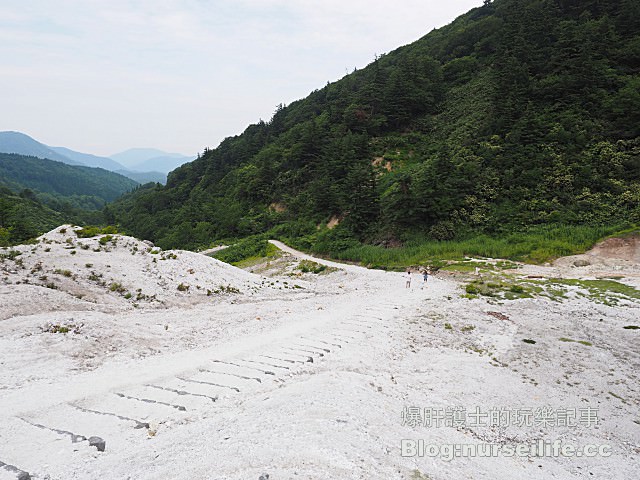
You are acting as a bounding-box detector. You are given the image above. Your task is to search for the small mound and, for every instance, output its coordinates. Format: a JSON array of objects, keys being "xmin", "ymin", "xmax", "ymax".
[
  {"xmin": 554, "ymin": 234, "xmax": 640, "ymax": 268},
  {"xmin": 0, "ymin": 225, "xmax": 277, "ymax": 318},
  {"xmin": 588, "ymin": 234, "xmax": 640, "ymax": 263}
]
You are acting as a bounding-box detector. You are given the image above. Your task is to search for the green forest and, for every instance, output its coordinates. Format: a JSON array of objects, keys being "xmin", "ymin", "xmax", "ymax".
[
  {"xmin": 0, "ymin": 153, "xmax": 138, "ymax": 205},
  {"xmin": 0, "ymin": 186, "xmax": 64, "ymax": 246},
  {"xmin": 0, "ymin": 153, "xmax": 138, "ymax": 245},
  {"xmin": 16, "ymin": 0, "xmax": 640, "ymax": 262}
]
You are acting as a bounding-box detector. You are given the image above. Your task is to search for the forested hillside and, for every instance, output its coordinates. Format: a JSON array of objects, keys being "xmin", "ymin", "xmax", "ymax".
[
  {"xmin": 0, "ymin": 153, "xmax": 138, "ymax": 207},
  {"xmin": 0, "ymin": 153, "xmax": 138, "ymax": 243},
  {"xmin": 0, "ymin": 186, "xmax": 65, "ymax": 245},
  {"xmin": 110, "ymin": 0, "xmax": 640, "ymax": 254}
]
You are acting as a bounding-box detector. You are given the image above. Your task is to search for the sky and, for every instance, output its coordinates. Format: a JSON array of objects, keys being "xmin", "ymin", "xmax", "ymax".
[{"xmin": 0, "ymin": 0, "xmax": 481, "ymax": 157}]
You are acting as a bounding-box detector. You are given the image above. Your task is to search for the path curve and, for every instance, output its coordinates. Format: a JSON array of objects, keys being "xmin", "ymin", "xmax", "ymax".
[{"xmin": 269, "ymin": 239, "xmax": 377, "ymax": 274}]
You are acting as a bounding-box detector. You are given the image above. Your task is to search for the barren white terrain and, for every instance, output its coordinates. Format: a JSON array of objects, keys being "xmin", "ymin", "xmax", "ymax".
[{"xmin": 0, "ymin": 226, "xmax": 638, "ymax": 479}]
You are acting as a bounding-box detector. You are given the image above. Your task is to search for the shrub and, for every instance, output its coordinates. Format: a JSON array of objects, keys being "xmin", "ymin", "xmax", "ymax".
[
  {"xmin": 77, "ymin": 226, "xmax": 118, "ymax": 238},
  {"xmin": 42, "ymin": 323, "xmax": 82, "ymax": 334},
  {"xmin": 0, "ymin": 250, "xmax": 21, "ymax": 262},
  {"xmin": 465, "ymin": 284, "xmax": 480, "ymax": 294},
  {"xmin": 99, "ymin": 235, "xmax": 114, "ymax": 246},
  {"xmin": 297, "ymin": 260, "xmax": 328, "ymax": 274},
  {"xmin": 211, "ymin": 284, "xmax": 240, "ymax": 294},
  {"xmin": 213, "ymin": 236, "xmax": 269, "ymax": 265}
]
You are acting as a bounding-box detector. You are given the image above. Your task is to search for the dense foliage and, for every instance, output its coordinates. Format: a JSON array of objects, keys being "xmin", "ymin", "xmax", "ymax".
[
  {"xmin": 110, "ymin": 0, "xmax": 640, "ymax": 254},
  {"xmin": 0, "ymin": 186, "xmax": 61, "ymax": 245},
  {"xmin": 0, "ymin": 153, "xmax": 139, "ymax": 207},
  {"xmin": 0, "ymin": 153, "xmax": 139, "ymax": 244},
  {"xmin": 0, "ymin": 185, "xmax": 112, "ymax": 245}
]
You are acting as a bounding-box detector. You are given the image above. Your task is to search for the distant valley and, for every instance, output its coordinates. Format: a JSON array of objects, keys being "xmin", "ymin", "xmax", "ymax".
[
  {"xmin": 0, "ymin": 131, "xmax": 196, "ymax": 184},
  {"xmin": 0, "ymin": 131, "xmax": 195, "ymax": 245},
  {"xmin": 110, "ymin": 147, "xmax": 195, "ymax": 174}
]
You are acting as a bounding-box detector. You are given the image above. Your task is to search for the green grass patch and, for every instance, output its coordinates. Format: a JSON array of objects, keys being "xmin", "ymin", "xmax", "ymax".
[
  {"xmin": 0, "ymin": 250, "xmax": 22, "ymax": 262},
  {"xmin": 76, "ymin": 225, "xmax": 118, "ymax": 238},
  {"xmin": 109, "ymin": 282, "xmax": 125, "ymax": 293},
  {"xmin": 462, "ymin": 275, "xmax": 639, "ymax": 305},
  {"xmin": 228, "ymin": 241, "xmax": 282, "ymax": 268},
  {"xmin": 99, "ymin": 235, "xmax": 114, "ymax": 246},
  {"xmin": 290, "ymin": 224, "xmax": 631, "ymax": 269},
  {"xmin": 296, "ymin": 260, "xmax": 337, "ymax": 274},
  {"xmin": 546, "ymin": 279, "xmax": 640, "ymax": 306},
  {"xmin": 463, "ymin": 276, "xmax": 534, "ymax": 300},
  {"xmin": 212, "ymin": 235, "xmax": 272, "ymax": 266}
]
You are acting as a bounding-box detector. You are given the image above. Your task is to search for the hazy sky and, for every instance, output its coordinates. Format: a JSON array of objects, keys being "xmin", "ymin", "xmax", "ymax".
[{"xmin": 0, "ymin": 0, "xmax": 480, "ymax": 156}]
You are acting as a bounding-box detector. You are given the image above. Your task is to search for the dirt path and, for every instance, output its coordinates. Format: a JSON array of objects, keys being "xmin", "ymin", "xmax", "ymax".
[
  {"xmin": 0, "ymin": 242, "xmax": 435, "ymax": 479},
  {"xmin": 1, "ymin": 236, "xmax": 638, "ymax": 479},
  {"xmin": 268, "ymin": 240, "xmax": 372, "ymax": 274}
]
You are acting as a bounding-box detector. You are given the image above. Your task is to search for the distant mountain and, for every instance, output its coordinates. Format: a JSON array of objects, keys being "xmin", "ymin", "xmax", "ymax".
[
  {"xmin": 115, "ymin": 169, "xmax": 167, "ymax": 185},
  {"xmin": 0, "ymin": 131, "xmax": 82, "ymax": 165},
  {"xmin": 110, "ymin": 148, "xmax": 194, "ymax": 174},
  {"xmin": 0, "ymin": 153, "xmax": 138, "ymax": 204},
  {"xmin": 49, "ymin": 146, "xmax": 127, "ymax": 171},
  {"xmin": 49, "ymin": 146, "xmax": 169, "ymax": 184},
  {"xmin": 131, "ymin": 155, "xmax": 194, "ymax": 174},
  {"xmin": 110, "ymin": 148, "xmax": 181, "ymax": 165},
  {"xmin": 1, "ymin": 131, "xmax": 178, "ymax": 183}
]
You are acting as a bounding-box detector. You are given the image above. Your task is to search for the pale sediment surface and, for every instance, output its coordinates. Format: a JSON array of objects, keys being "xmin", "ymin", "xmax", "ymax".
[{"xmin": 0, "ymin": 227, "xmax": 638, "ymax": 479}]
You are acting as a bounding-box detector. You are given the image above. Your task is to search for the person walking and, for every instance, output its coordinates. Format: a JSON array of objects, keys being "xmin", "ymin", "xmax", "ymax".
[
  {"xmin": 422, "ymin": 269, "xmax": 429, "ymax": 289},
  {"xmin": 405, "ymin": 269, "xmax": 412, "ymax": 289}
]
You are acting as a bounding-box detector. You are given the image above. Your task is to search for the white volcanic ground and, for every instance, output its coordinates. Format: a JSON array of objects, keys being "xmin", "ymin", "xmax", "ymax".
[{"xmin": 0, "ymin": 226, "xmax": 638, "ymax": 480}]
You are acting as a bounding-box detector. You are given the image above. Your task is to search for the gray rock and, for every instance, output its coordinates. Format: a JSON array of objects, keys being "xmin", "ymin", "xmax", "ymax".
[
  {"xmin": 573, "ymin": 259, "xmax": 590, "ymax": 267},
  {"xmin": 259, "ymin": 475, "xmax": 270, "ymax": 480},
  {"xmin": 88, "ymin": 436, "xmax": 106, "ymax": 452},
  {"xmin": 17, "ymin": 472, "xmax": 31, "ymax": 480}
]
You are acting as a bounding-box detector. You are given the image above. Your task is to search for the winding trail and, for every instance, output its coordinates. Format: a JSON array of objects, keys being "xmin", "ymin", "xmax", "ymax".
[
  {"xmin": 268, "ymin": 239, "xmax": 372, "ymax": 274},
  {"xmin": 0, "ymin": 241, "xmax": 438, "ymax": 479},
  {"xmin": 2, "ymin": 240, "xmax": 637, "ymax": 479}
]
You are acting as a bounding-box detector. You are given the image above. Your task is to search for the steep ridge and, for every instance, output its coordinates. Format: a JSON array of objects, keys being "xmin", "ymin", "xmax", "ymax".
[{"xmin": 109, "ymin": 0, "xmax": 640, "ymax": 251}]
